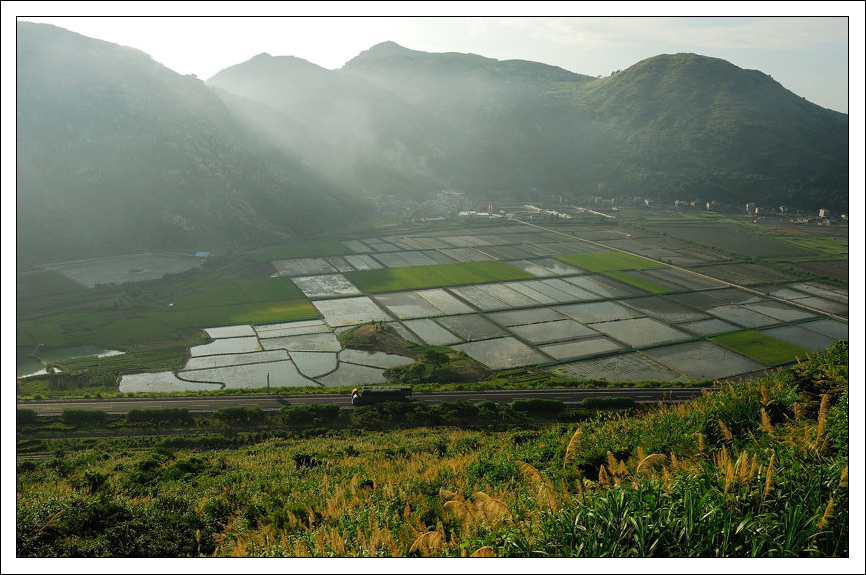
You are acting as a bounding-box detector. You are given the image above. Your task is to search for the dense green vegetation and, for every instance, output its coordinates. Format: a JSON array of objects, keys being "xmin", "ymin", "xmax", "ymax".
[
  {"xmin": 16, "ymin": 342, "xmax": 848, "ymax": 557},
  {"xmin": 345, "ymin": 261, "xmax": 534, "ymax": 292}
]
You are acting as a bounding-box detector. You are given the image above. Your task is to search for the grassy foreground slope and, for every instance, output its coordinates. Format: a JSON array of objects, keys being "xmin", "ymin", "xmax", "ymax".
[{"xmin": 17, "ymin": 343, "xmax": 848, "ymax": 558}]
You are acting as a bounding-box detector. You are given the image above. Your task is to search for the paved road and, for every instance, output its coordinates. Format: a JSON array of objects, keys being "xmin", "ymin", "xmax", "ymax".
[{"xmin": 16, "ymin": 387, "xmax": 711, "ymax": 417}]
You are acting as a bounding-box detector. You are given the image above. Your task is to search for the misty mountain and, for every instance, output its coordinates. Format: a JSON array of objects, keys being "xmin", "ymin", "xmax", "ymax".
[
  {"xmin": 16, "ymin": 25, "xmax": 848, "ymax": 263},
  {"xmin": 338, "ymin": 43, "xmax": 848, "ymax": 207},
  {"xmin": 210, "ymin": 40, "xmax": 847, "ymax": 210},
  {"xmin": 207, "ymin": 52, "xmax": 456, "ymax": 197},
  {"xmin": 16, "ymin": 22, "xmax": 365, "ymax": 264}
]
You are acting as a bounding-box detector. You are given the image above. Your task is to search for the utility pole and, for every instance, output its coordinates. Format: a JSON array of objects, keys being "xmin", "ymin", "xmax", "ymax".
[{"xmin": 267, "ymin": 372, "xmax": 270, "ymax": 395}]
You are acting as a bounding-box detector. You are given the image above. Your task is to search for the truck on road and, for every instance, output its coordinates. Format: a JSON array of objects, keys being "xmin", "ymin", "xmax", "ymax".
[{"xmin": 351, "ymin": 386, "xmax": 413, "ymax": 406}]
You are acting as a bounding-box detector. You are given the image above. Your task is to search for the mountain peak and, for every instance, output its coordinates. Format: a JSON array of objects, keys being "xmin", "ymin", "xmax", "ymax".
[
  {"xmin": 345, "ymin": 41, "xmax": 418, "ymax": 66},
  {"xmin": 368, "ymin": 41, "xmax": 412, "ymax": 53}
]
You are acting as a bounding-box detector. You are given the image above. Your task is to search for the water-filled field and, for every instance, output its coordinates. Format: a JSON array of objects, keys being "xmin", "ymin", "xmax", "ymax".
[
  {"xmin": 272, "ymin": 257, "xmax": 339, "ymax": 277},
  {"xmin": 619, "ymin": 296, "xmax": 710, "ymax": 323},
  {"xmin": 259, "ymin": 333, "xmax": 342, "ymax": 352},
  {"xmin": 119, "ymin": 371, "xmax": 220, "ymax": 393},
  {"xmin": 450, "ymin": 284, "xmax": 528, "ymax": 309},
  {"xmin": 374, "ymin": 292, "xmax": 444, "ymax": 319},
  {"xmin": 554, "ymin": 301, "xmax": 644, "ymax": 324},
  {"xmin": 402, "ymin": 319, "xmax": 462, "ymax": 345},
  {"xmin": 435, "ymin": 314, "xmax": 508, "ymax": 341},
  {"xmin": 740, "ymin": 301, "xmax": 816, "ymax": 322},
  {"xmin": 678, "ymin": 318, "xmax": 742, "ymax": 337},
  {"xmin": 706, "ymin": 305, "xmax": 780, "ymax": 329},
  {"xmin": 641, "ymin": 341, "xmax": 765, "ymax": 381},
  {"xmin": 31, "ymin": 222, "xmax": 847, "ymax": 392},
  {"xmin": 486, "ymin": 307, "xmax": 567, "ymax": 327},
  {"xmin": 204, "ymin": 325, "xmax": 257, "ymax": 339},
  {"xmin": 254, "ymin": 320, "xmax": 330, "ymax": 338},
  {"xmin": 538, "ymin": 337, "xmax": 623, "ymax": 360},
  {"xmin": 189, "ymin": 337, "xmax": 261, "ymax": 356},
  {"xmin": 455, "ymin": 337, "xmax": 550, "ymax": 370},
  {"xmin": 180, "ymin": 360, "xmax": 314, "ymax": 389},
  {"xmin": 414, "ymin": 289, "xmax": 474, "ymax": 315},
  {"xmin": 758, "ymin": 325, "xmax": 840, "ymax": 353},
  {"xmin": 550, "ymin": 352, "xmax": 692, "ymax": 383},
  {"xmin": 45, "ymin": 253, "xmax": 203, "ymax": 287},
  {"xmin": 507, "ymin": 319, "xmax": 598, "ymax": 344},
  {"xmin": 588, "ymin": 317, "xmax": 690, "ymax": 348},
  {"xmin": 291, "ymin": 274, "xmax": 362, "ymax": 298},
  {"xmin": 313, "ymin": 297, "xmax": 393, "ymax": 327},
  {"xmin": 794, "ymin": 318, "xmax": 848, "ymax": 340},
  {"xmin": 184, "ymin": 350, "xmax": 289, "ymax": 370},
  {"xmin": 788, "ymin": 297, "xmax": 848, "ymax": 316},
  {"xmin": 317, "ymin": 363, "xmax": 390, "ymax": 387}
]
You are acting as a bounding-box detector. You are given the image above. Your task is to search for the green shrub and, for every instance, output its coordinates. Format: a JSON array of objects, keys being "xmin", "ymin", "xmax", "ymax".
[
  {"xmin": 280, "ymin": 404, "xmax": 341, "ymax": 427},
  {"xmin": 163, "ymin": 457, "xmax": 209, "ymax": 481},
  {"xmin": 214, "ymin": 406, "xmax": 266, "ymax": 427},
  {"xmin": 436, "ymin": 401, "xmax": 478, "ymax": 423},
  {"xmin": 61, "ymin": 409, "xmax": 109, "ymax": 427},
  {"xmin": 17, "ymin": 409, "xmax": 39, "ymax": 425},
  {"xmin": 127, "ymin": 408, "xmax": 192, "ymax": 426},
  {"xmin": 581, "ymin": 396, "xmax": 637, "ymax": 410},
  {"xmin": 511, "ymin": 398, "xmax": 565, "ymax": 416}
]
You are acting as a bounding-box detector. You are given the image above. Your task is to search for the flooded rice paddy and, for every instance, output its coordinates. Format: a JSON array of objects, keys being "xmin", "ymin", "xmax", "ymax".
[
  {"xmin": 538, "ymin": 337, "xmax": 624, "ymax": 360},
  {"xmin": 291, "ymin": 274, "xmax": 362, "ymax": 298},
  {"xmin": 44, "ymin": 253, "xmax": 204, "ymax": 288},
  {"xmin": 642, "ymin": 341, "xmax": 765, "ymax": 381},
  {"xmin": 108, "ymin": 223, "xmax": 847, "ymax": 392},
  {"xmin": 507, "ymin": 319, "xmax": 598, "ymax": 344},
  {"xmin": 550, "ymin": 352, "xmax": 693, "ymax": 383},
  {"xmin": 454, "ymin": 337, "xmax": 551, "ymax": 370}
]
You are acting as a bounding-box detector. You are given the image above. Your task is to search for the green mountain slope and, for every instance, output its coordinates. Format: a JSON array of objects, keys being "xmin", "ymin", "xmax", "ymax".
[{"xmin": 576, "ymin": 53, "xmax": 849, "ymax": 207}]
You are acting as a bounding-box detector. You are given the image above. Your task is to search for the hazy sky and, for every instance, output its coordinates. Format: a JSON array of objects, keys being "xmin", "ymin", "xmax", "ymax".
[{"xmin": 8, "ymin": 3, "xmax": 861, "ymax": 114}]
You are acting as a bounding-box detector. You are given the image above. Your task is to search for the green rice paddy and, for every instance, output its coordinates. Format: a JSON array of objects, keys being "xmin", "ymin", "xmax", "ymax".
[
  {"xmin": 769, "ymin": 236, "xmax": 848, "ymax": 255},
  {"xmin": 345, "ymin": 261, "xmax": 534, "ymax": 293},
  {"xmin": 709, "ymin": 330, "xmax": 810, "ymax": 365}
]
